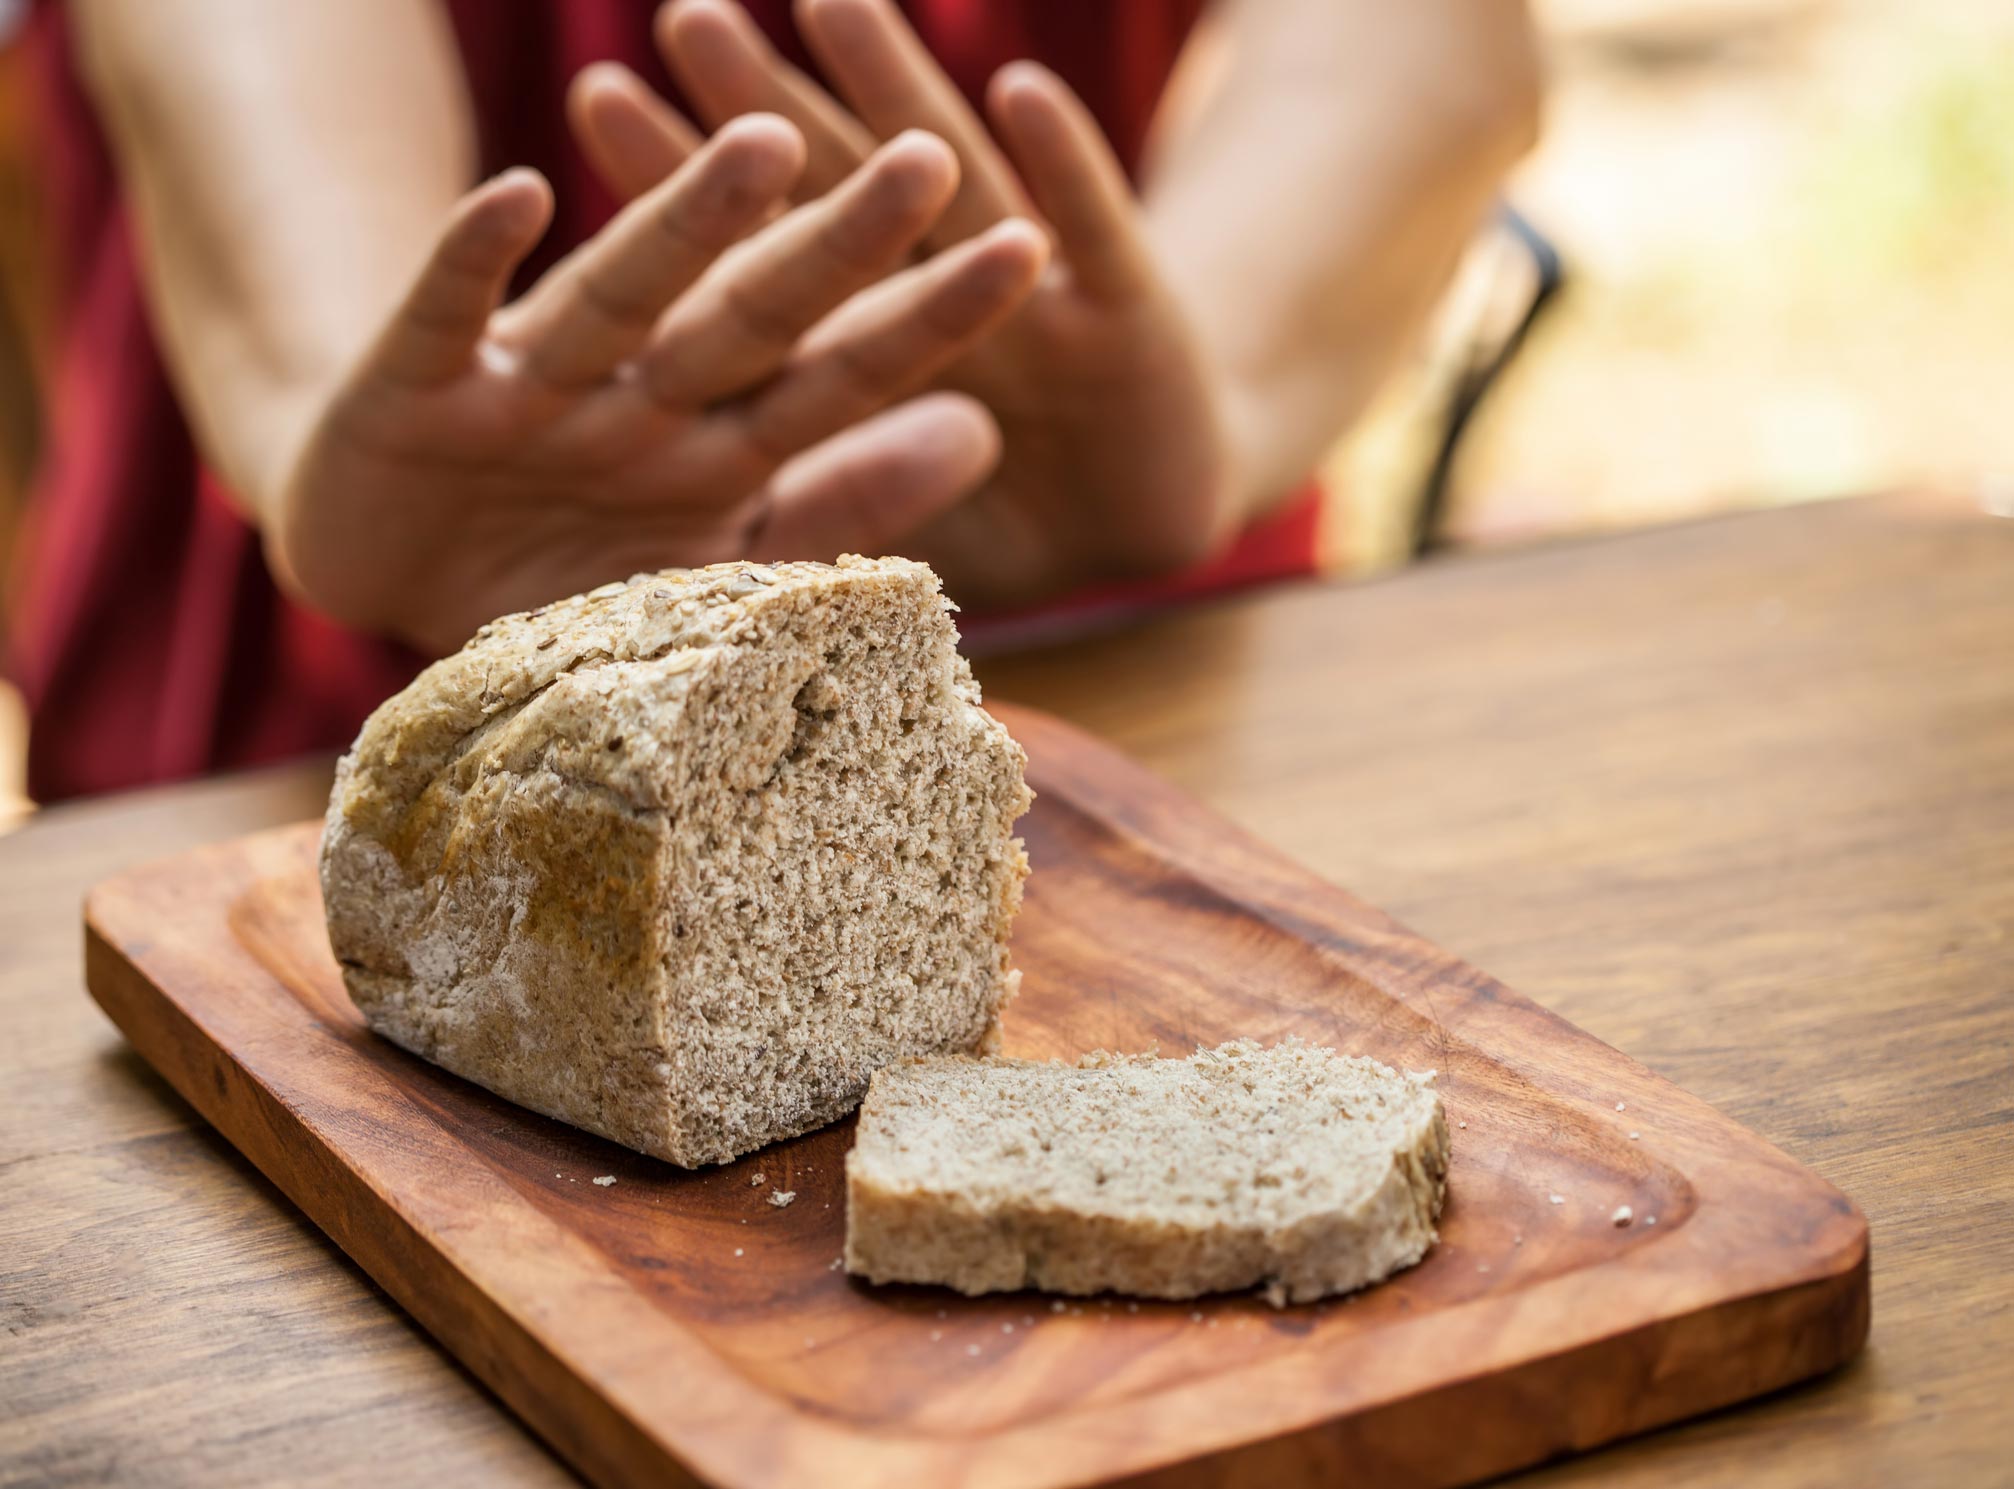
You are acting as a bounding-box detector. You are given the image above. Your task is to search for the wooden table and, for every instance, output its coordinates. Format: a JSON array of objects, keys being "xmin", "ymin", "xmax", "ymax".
[{"xmin": 3, "ymin": 491, "xmax": 2008, "ymax": 1486}]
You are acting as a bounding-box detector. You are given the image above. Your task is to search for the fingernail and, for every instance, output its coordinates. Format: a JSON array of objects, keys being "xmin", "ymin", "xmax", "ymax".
[
  {"xmin": 987, "ymin": 217, "xmax": 1048, "ymax": 254},
  {"xmin": 997, "ymin": 59, "xmax": 1053, "ymax": 90},
  {"xmin": 578, "ymin": 60, "xmax": 638, "ymax": 90},
  {"xmin": 674, "ymin": 0, "xmax": 741, "ymax": 31},
  {"xmin": 725, "ymin": 110, "xmax": 798, "ymax": 142},
  {"xmin": 718, "ymin": 113, "xmax": 806, "ymax": 172},
  {"xmin": 476, "ymin": 340, "xmax": 523, "ymax": 377},
  {"xmin": 885, "ymin": 130, "xmax": 956, "ymax": 178},
  {"xmin": 489, "ymin": 167, "xmax": 550, "ymax": 206},
  {"xmin": 890, "ymin": 128, "xmax": 952, "ymax": 156}
]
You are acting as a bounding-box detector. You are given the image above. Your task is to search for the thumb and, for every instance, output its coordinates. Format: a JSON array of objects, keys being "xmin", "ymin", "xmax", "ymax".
[{"xmin": 748, "ymin": 392, "xmax": 998, "ymax": 560}]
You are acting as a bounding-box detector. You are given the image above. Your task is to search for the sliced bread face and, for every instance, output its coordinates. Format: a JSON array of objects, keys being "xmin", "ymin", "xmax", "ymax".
[
  {"xmin": 321, "ymin": 556, "xmax": 1031, "ymax": 1167},
  {"xmin": 844, "ymin": 1039, "xmax": 1449, "ymax": 1304}
]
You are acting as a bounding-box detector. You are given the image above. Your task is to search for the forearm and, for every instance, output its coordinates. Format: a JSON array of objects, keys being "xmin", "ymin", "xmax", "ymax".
[
  {"xmin": 73, "ymin": 0, "xmax": 476, "ymax": 521},
  {"xmin": 1143, "ymin": 0, "xmax": 1541, "ymax": 520}
]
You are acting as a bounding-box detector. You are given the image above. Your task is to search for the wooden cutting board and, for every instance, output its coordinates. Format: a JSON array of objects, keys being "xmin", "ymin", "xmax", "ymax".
[{"xmin": 83, "ymin": 703, "xmax": 1867, "ymax": 1489}]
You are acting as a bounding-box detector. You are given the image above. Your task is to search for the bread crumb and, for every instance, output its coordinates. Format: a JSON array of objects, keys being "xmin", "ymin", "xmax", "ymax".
[
  {"xmin": 1549, "ymin": 1193, "xmax": 1565, "ymax": 1205},
  {"xmin": 750, "ymin": 1172, "xmax": 765, "ymax": 1187},
  {"xmin": 1001, "ymin": 1323, "xmax": 1014, "ymax": 1334},
  {"xmin": 1628, "ymin": 1132, "xmax": 1640, "ymax": 1141},
  {"xmin": 1458, "ymin": 1120, "xmax": 1467, "ymax": 1130},
  {"xmin": 769, "ymin": 1190, "xmax": 797, "ymax": 1208},
  {"xmin": 591, "ymin": 1175, "xmax": 616, "ymax": 1187},
  {"xmin": 1612, "ymin": 1205, "xmax": 1634, "ymax": 1227},
  {"xmin": 1646, "ymin": 1215, "xmax": 1659, "ymax": 1225},
  {"xmin": 829, "ymin": 1257, "xmax": 843, "ymax": 1271},
  {"xmin": 1616, "ymin": 1102, "xmax": 1627, "ymax": 1112},
  {"xmin": 1513, "ymin": 1234, "xmax": 1524, "ymax": 1246},
  {"xmin": 733, "ymin": 1247, "xmax": 744, "ymax": 1256}
]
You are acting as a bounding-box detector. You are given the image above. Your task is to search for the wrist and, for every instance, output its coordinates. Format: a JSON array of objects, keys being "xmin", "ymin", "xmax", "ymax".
[
  {"xmin": 176, "ymin": 354, "xmax": 338, "ymax": 541},
  {"xmin": 259, "ymin": 389, "xmax": 398, "ymax": 635},
  {"xmin": 1210, "ymin": 373, "xmax": 1296, "ymax": 531}
]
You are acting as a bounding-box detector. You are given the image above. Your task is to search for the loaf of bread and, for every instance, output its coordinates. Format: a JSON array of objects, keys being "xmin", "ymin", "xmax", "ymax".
[
  {"xmin": 844, "ymin": 1039, "xmax": 1448, "ymax": 1303},
  {"xmin": 321, "ymin": 557, "xmax": 1031, "ymax": 1167}
]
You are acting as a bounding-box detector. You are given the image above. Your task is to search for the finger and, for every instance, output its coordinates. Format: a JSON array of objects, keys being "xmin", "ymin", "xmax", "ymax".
[
  {"xmin": 657, "ymin": 0, "xmax": 875, "ymax": 199},
  {"xmin": 728, "ymin": 217, "xmax": 1045, "ymax": 469},
  {"xmin": 503, "ymin": 113, "xmax": 805, "ymax": 388},
  {"xmin": 796, "ymin": 0, "xmax": 1030, "ymax": 243},
  {"xmin": 639, "ymin": 129, "xmax": 957, "ymax": 407},
  {"xmin": 750, "ymin": 391, "xmax": 999, "ymax": 559},
  {"xmin": 566, "ymin": 60, "xmax": 702, "ymax": 203},
  {"xmin": 987, "ymin": 61, "xmax": 1152, "ymax": 302},
  {"xmin": 369, "ymin": 169, "xmax": 553, "ymax": 388},
  {"xmin": 519, "ymin": 223, "xmax": 1037, "ymax": 507}
]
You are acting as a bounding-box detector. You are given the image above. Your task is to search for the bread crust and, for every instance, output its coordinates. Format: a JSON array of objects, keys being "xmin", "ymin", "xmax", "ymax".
[{"xmin": 322, "ymin": 557, "xmax": 1030, "ymax": 1165}]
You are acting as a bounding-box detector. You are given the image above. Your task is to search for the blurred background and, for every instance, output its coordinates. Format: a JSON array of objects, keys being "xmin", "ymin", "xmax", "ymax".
[
  {"xmin": 1326, "ymin": 0, "xmax": 2014, "ymax": 567},
  {"xmin": 1, "ymin": 0, "xmax": 2009, "ymax": 829}
]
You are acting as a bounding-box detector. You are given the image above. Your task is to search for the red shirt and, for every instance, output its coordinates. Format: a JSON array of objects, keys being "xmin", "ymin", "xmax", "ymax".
[{"xmin": 12, "ymin": 0, "xmax": 1318, "ymax": 801}]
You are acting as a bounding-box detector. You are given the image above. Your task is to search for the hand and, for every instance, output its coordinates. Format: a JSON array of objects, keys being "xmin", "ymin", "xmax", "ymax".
[
  {"xmin": 270, "ymin": 114, "xmax": 1046, "ymax": 653},
  {"xmin": 570, "ymin": 0, "xmax": 1251, "ymax": 609}
]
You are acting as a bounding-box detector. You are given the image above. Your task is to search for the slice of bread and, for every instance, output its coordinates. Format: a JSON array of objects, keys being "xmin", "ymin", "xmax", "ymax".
[
  {"xmin": 321, "ymin": 556, "xmax": 1031, "ymax": 1167},
  {"xmin": 844, "ymin": 1039, "xmax": 1448, "ymax": 1303}
]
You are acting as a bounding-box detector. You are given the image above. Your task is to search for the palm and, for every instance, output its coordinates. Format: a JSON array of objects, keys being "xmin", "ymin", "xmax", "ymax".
[
  {"xmin": 293, "ymin": 365, "xmax": 759, "ymax": 653},
  {"xmin": 923, "ymin": 277, "xmax": 1227, "ymax": 606}
]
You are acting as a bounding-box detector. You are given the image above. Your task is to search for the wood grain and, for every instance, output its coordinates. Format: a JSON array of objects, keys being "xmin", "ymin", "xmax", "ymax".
[
  {"xmin": 0, "ymin": 765, "xmax": 572, "ymax": 1488},
  {"xmin": 3, "ymin": 491, "xmax": 2008, "ymax": 1486},
  {"xmin": 79, "ymin": 704, "xmax": 1865, "ymax": 1489}
]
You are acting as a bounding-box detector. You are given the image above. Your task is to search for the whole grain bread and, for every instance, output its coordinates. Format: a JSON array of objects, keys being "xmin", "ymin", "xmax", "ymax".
[
  {"xmin": 844, "ymin": 1039, "xmax": 1448, "ymax": 1303},
  {"xmin": 321, "ymin": 556, "xmax": 1031, "ymax": 1167}
]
